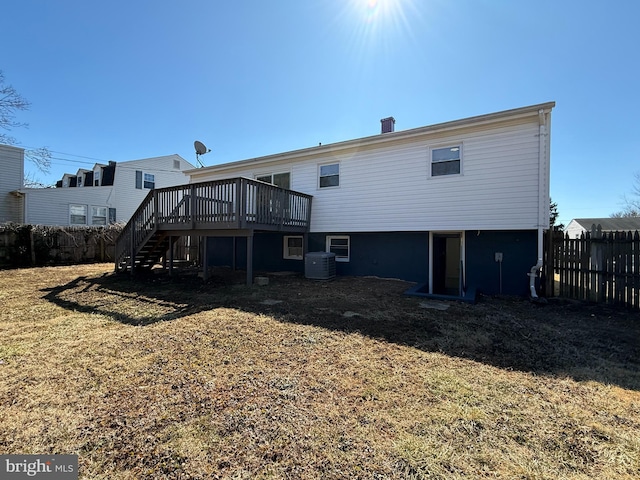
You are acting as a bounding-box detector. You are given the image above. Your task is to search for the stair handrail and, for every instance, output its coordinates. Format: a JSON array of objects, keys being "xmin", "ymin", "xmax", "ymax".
[{"xmin": 115, "ymin": 189, "xmax": 156, "ymax": 270}]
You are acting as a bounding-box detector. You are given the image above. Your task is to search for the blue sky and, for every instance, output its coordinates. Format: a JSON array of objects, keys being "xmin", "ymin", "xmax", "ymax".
[{"xmin": 2, "ymin": 0, "xmax": 639, "ymax": 226}]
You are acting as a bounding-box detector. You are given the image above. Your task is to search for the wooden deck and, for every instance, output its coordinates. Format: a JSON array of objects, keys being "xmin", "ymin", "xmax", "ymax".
[{"xmin": 115, "ymin": 177, "xmax": 312, "ymax": 282}]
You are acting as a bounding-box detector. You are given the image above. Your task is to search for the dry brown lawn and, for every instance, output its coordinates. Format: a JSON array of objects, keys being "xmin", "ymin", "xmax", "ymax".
[{"xmin": 0, "ymin": 264, "xmax": 639, "ymax": 479}]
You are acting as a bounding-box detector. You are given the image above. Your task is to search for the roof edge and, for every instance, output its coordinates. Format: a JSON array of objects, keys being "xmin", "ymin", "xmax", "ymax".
[{"xmin": 187, "ymin": 101, "xmax": 556, "ymax": 175}]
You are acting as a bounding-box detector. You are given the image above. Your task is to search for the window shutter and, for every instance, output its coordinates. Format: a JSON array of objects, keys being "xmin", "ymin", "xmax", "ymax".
[
  {"xmin": 135, "ymin": 170, "xmax": 142, "ymax": 189},
  {"xmin": 108, "ymin": 208, "xmax": 116, "ymax": 223}
]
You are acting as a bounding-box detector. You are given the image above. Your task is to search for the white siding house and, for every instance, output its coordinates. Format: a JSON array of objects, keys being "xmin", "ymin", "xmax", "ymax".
[
  {"xmin": 185, "ymin": 102, "xmax": 554, "ymax": 297},
  {"xmin": 565, "ymin": 217, "xmax": 640, "ymax": 239},
  {"xmin": 0, "ymin": 144, "xmax": 25, "ymax": 224},
  {"xmin": 22, "ymin": 154, "xmax": 194, "ymax": 226}
]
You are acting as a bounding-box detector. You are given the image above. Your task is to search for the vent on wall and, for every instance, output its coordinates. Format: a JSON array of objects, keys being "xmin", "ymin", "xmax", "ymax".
[{"xmin": 305, "ymin": 252, "xmax": 336, "ymax": 280}]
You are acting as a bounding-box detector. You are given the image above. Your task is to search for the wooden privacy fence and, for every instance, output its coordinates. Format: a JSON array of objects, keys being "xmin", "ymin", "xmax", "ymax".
[
  {"xmin": 0, "ymin": 223, "xmax": 123, "ymax": 269},
  {"xmin": 548, "ymin": 226, "xmax": 640, "ymax": 309}
]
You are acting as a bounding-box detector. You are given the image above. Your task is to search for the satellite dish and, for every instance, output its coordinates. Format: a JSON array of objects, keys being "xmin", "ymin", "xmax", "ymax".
[
  {"xmin": 194, "ymin": 140, "xmax": 208, "ymax": 155},
  {"xmin": 194, "ymin": 140, "xmax": 211, "ymax": 167}
]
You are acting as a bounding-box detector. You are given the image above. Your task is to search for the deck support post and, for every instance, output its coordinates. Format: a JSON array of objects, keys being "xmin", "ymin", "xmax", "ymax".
[
  {"xmin": 232, "ymin": 236, "xmax": 236, "ymax": 271},
  {"xmin": 246, "ymin": 233, "xmax": 254, "ymax": 286},
  {"xmin": 168, "ymin": 236, "xmax": 175, "ymax": 276},
  {"xmin": 202, "ymin": 236, "xmax": 208, "ymax": 281}
]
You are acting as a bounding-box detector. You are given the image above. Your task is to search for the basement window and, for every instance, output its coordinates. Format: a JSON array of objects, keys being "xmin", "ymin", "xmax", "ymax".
[
  {"xmin": 326, "ymin": 235, "xmax": 350, "ymax": 262},
  {"xmin": 283, "ymin": 236, "xmax": 303, "ymax": 260},
  {"xmin": 431, "ymin": 145, "xmax": 461, "ymax": 176}
]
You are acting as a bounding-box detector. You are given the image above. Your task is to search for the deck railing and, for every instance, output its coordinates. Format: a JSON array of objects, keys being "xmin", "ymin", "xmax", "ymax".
[{"xmin": 115, "ymin": 178, "xmax": 312, "ymax": 269}]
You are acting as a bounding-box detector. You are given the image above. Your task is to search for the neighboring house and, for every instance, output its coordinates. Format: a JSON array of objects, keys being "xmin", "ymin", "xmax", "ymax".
[
  {"xmin": 172, "ymin": 101, "xmax": 555, "ymax": 297},
  {"xmin": 21, "ymin": 154, "xmax": 194, "ymax": 226},
  {"xmin": 0, "ymin": 144, "xmax": 25, "ymax": 224},
  {"xmin": 565, "ymin": 217, "xmax": 640, "ymax": 239}
]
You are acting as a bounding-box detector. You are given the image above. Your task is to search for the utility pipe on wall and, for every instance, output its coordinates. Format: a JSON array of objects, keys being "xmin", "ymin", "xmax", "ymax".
[{"xmin": 529, "ymin": 109, "xmax": 549, "ymax": 299}]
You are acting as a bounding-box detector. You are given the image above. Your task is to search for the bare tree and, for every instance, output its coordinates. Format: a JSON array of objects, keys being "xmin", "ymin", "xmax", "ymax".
[
  {"xmin": 0, "ymin": 70, "xmax": 51, "ymax": 174},
  {"xmin": 611, "ymin": 171, "xmax": 640, "ymax": 217},
  {"xmin": 23, "ymin": 171, "xmax": 53, "ymax": 188}
]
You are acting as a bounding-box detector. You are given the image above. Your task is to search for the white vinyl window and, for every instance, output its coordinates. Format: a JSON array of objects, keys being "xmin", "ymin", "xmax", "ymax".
[
  {"xmin": 256, "ymin": 172, "xmax": 290, "ymax": 189},
  {"xmin": 326, "ymin": 235, "xmax": 350, "ymax": 262},
  {"xmin": 319, "ymin": 163, "xmax": 339, "ymax": 188},
  {"xmin": 93, "ymin": 169, "xmax": 101, "ymax": 186},
  {"xmin": 70, "ymin": 204, "xmax": 87, "ymax": 225},
  {"xmin": 91, "ymin": 206, "xmax": 108, "ymax": 226},
  {"xmin": 144, "ymin": 173, "xmax": 155, "ymax": 189},
  {"xmin": 283, "ymin": 236, "xmax": 303, "ymax": 260},
  {"xmin": 136, "ymin": 171, "xmax": 156, "ymax": 189},
  {"xmin": 431, "ymin": 145, "xmax": 461, "ymax": 177}
]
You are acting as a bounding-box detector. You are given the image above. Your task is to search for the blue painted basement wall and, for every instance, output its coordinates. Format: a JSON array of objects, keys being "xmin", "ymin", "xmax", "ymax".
[
  {"xmin": 308, "ymin": 232, "xmax": 429, "ymax": 283},
  {"xmin": 207, "ymin": 232, "xmax": 429, "ymax": 282},
  {"xmin": 464, "ymin": 230, "xmax": 537, "ymax": 296},
  {"xmin": 206, "ymin": 230, "xmax": 537, "ymax": 297},
  {"xmin": 206, "ymin": 233, "xmax": 305, "ymax": 273}
]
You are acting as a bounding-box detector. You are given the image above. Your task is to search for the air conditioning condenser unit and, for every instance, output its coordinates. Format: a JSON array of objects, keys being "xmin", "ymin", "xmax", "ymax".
[{"xmin": 305, "ymin": 252, "xmax": 336, "ymax": 280}]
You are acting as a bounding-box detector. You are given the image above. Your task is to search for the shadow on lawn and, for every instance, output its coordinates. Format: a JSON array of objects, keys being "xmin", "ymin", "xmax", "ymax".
[
  {"xmin": 41, "ymin": 272, "xmax": 219, "ymax": 326},
  {"xmin": 42, "ymin": 271, "xmax": 640, "ymax": 391}
]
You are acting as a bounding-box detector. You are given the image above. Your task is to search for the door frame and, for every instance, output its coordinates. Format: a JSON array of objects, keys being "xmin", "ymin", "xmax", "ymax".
[{"xmin": 428, "ymin": 231, "xmax": 466, "ymax": 296}]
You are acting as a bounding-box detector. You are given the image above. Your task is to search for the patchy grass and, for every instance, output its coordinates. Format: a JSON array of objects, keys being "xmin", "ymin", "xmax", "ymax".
[{"xmin": 0, "ymin": 264, "xmax": 639, "ymax": 479}]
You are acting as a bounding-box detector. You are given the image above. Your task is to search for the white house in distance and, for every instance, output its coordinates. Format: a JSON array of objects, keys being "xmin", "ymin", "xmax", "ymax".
[
  {"xmin": 565, "ymin": 217, "xmax": 640, "ymax": 239},
  {"xmin": 21, "ymin": 154, "xmax": 194, "ymax": 226},
  {"xmin": 169, "ymin": 101, "xmax": 554, "ymax": 297},
  {"xmin": 0, "ymin": 144, "xmax": 25, "ymax": 223}
]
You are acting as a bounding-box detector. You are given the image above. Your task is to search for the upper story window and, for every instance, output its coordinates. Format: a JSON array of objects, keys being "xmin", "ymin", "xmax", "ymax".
[
  {"xmin": 319, "ymin": 163, "xmax": 339, "ymax": 188},
  {"xmin": 135, "ymin": 171, "xmax": 156, "ymax": 189},
  {"xmin": 256, "ymin": 172, "xmax": 290, "ymax": 189},
  {"xmin": 431, "ymin": 146, "xmax": 461, "ymax": 177},
  {"xmin": 93, "ymin": 169, "xmax": 101, "ymax": 186},
  {"xmin": 144, "ymin": 173, "xmax": 155, "ymax": 189}
]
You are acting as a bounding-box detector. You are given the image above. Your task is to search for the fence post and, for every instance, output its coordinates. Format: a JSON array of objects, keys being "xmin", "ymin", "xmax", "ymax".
[
  {"xmin": 544, "ymin": 228, "xmax": 554, "ymax": 297},
  {"xmin": 634, "ymin": 231, "xmax": 640, "ymax": 309},
  {"xmin": 100, "ymin": 236, "xmax": 105, "ymax": 262},
  {"xmin": 29, "ymin": 226, "xmax": 36, "ymax": 266}
]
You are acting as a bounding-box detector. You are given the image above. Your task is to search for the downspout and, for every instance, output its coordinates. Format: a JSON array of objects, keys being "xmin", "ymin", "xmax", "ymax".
[{"xmin": 528, "ymin": 109, "xmax": 548, "ymax": 299}]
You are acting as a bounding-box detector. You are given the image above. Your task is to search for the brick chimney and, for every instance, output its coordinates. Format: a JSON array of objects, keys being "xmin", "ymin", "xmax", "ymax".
[{"xmin": 380, "ymin": 117, "xmax": 395, "ymax": 134}]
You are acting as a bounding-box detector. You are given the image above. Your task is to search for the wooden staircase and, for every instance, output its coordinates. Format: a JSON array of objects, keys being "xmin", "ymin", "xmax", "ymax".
[
  {"xmin": 115, "ymin": 177, "xmax": 312, "ymax": 275},
  {"xmin": 120, "ymin": 231, "xmax": 170, "ymax": 272}
]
